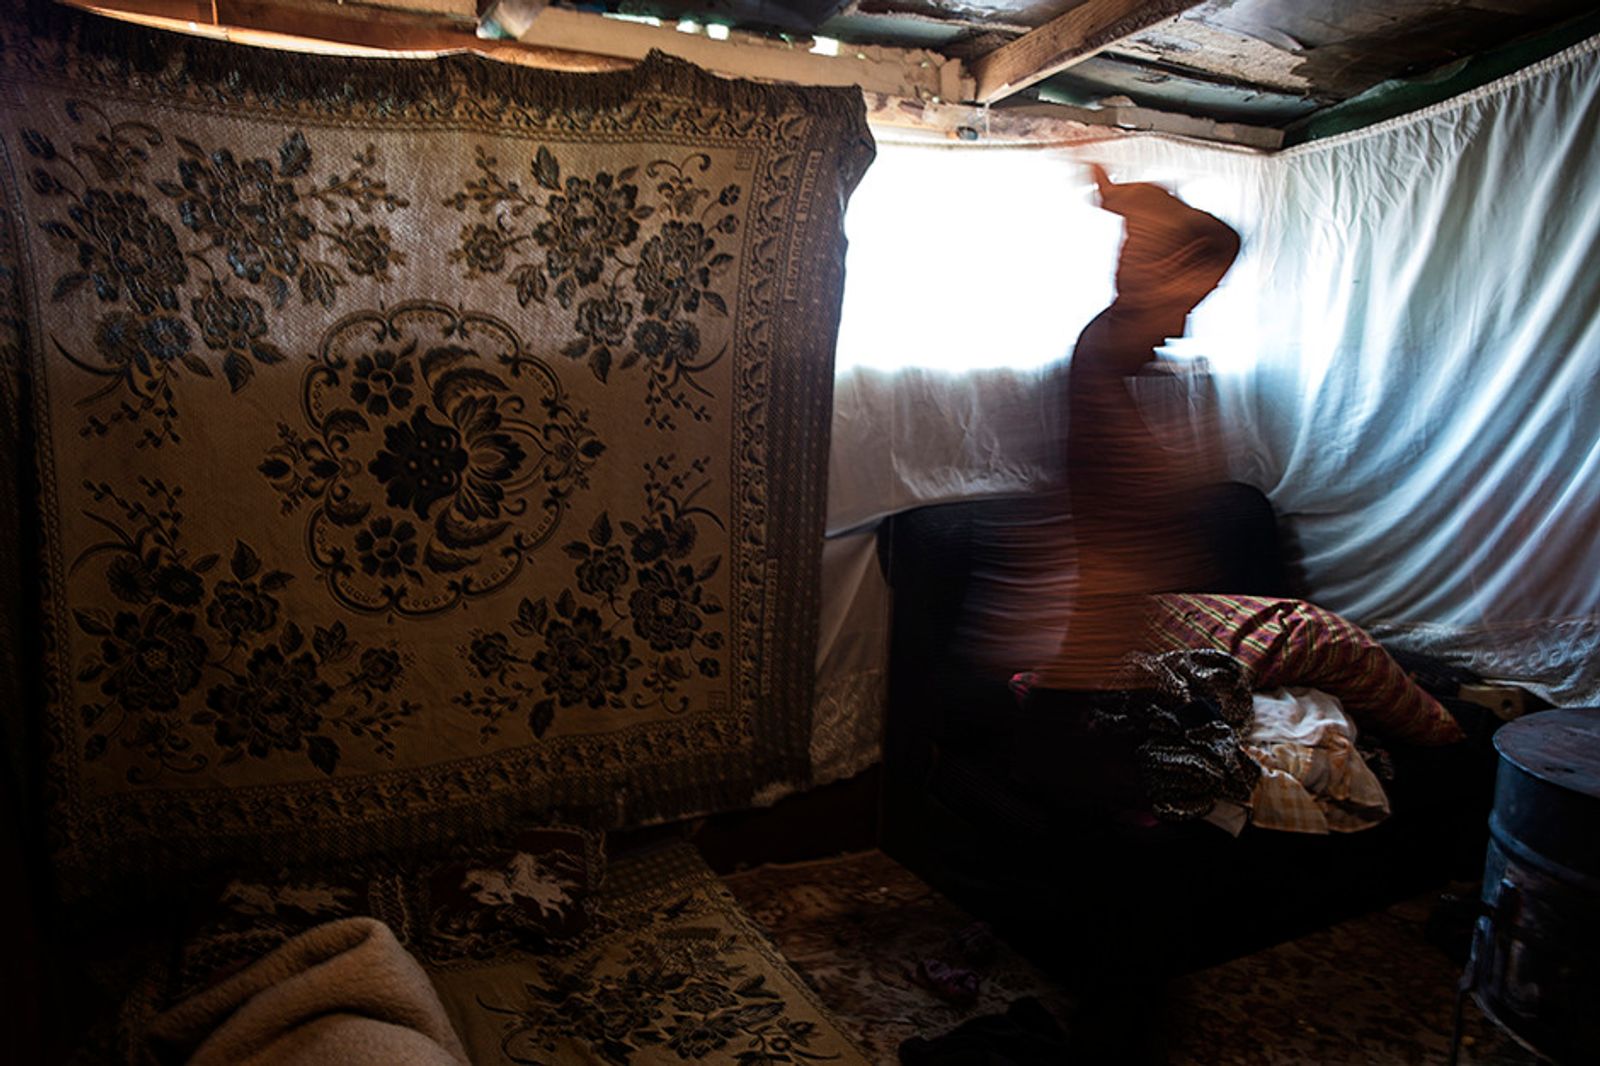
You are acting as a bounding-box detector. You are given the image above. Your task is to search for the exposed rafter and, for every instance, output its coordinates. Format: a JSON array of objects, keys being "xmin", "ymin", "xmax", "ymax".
[
  {"xmin": 63, "ymin": 0, "xmax": 552, "ymax": 61},
  {"xmin": 992, "ymin": 99, "xmax": 1282, "ymax": 150},
  {"xmin": 507, "ymin": 9, "xmax": 967, "ymax": 102},
  {"xmin": 969, "ymin": 0, "xmax": 1202, "ymax": 105}
]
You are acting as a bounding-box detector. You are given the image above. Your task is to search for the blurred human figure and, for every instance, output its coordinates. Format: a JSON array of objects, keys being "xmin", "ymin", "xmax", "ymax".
[{"xmin": 1038, "ymin": 164, "xmax": 1241, "ymax": 689}]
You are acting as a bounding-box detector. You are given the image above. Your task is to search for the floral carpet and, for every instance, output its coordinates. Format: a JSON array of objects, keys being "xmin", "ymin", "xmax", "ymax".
[
  {"xmin": 722, "ymin": 851, "xmax": 1538, "ymax": 1064},
  {"xmin": 722, "ymin": 850, "xmax": 1077, "ymax": 1061}
]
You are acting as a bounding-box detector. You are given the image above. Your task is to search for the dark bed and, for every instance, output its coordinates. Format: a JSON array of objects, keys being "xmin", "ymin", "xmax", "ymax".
[{"xmin": 876, "ymin": 488, "xmax": 1502, "ymax": 988}]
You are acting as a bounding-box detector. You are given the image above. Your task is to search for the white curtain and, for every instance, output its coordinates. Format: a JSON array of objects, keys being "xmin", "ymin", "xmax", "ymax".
[
  {"xmin": 828, "ymin": 30, "xmax": 1600, "ymax": 705},
  {"xmin": 1222, "ymin": 34, "xmax": 1600, "ymax": 705}
]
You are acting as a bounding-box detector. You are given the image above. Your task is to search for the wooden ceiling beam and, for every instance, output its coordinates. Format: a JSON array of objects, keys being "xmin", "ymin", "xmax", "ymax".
[
  {"xmin": 62, "ymin": 1, "xmax": 967, "ymax": 100},
  {"xmin": 970, "ymin": 0, "xmax": 1203, "ymax": 105},
  {"xmin": 508, "ymin": 9, "xmax": 963, "ymax": 102},
  {"xmin": 993, "ymin": 99, "xmax": 1283, "ymax": 151},
  {"xmin": 65, "ymin": 0, "xmax": 497, "ymax": 57}
]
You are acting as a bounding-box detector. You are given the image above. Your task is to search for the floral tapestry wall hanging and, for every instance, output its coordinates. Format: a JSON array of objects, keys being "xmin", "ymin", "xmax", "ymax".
[{"xmin": 0, "ymin": 7, "xmax": 873, "ymax": 897}]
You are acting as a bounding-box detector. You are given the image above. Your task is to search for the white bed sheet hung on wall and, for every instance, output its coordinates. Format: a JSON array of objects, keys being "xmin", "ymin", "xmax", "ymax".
[{"xmin": 1219, "ymin": 34, "xmax": 1600, "ymax": 705}]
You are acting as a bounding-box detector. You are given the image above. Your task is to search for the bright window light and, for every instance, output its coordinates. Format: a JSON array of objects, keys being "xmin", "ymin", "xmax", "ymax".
[
  {"xmin": 836, "ymin": 144, "xmax": 1119, "ymax": 373},
  {"xmin": 835, "ymin": 142, "xmax": 1261, "ymax": 375}
]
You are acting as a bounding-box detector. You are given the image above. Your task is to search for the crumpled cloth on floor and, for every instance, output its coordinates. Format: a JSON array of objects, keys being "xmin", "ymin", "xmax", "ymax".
[
  {"xmin": 1245, "ymin": 688, "xmax": 1391, "ymax": 834},
  {"xmin": 143, "ymin": 917, "xmax": 468, "ymax": 1066},
  {"xmin": 899, "ymin": 997, "xmax": 1071, "ymax": 1065}
]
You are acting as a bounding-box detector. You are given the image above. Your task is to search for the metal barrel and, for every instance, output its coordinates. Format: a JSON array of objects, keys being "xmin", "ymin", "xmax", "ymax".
[{"xmin": 1469, "ymin": 708, "xmax": 1600, "ymax": 1065}]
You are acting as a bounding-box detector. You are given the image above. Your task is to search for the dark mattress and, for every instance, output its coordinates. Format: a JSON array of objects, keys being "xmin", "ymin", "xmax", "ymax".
[{"xmin": 877, "ymin": 490, "xmax": 1500, "ymax": 979}]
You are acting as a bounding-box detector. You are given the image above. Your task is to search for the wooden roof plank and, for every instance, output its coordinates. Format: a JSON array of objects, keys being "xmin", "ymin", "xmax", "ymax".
[
  {"xmin": 970, "ymin": 0, "xmax": 1203, "ymax": 103},
  {"xmin": 65, "ymin": 1, "xmax": 965, "ymax": 101}
]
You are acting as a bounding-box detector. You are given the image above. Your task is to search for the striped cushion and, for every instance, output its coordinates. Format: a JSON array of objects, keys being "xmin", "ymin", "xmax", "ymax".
[{"xmin": 1148, "ymin": 594, "xmax": 1464, "ymax": 746}]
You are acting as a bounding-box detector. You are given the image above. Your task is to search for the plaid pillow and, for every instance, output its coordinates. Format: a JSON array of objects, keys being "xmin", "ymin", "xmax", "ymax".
[{"xmin": 1148, "ymin": 594, "xmax": 1464, "ymax": 746}]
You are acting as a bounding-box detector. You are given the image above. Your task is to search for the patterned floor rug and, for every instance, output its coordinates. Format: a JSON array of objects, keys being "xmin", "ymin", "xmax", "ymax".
[
  {"xmin": 722, "ymin": 850, "xmax": 1538, "ymax": 1065},
  {"xmin": 722, "ymin": 850, "xmax": 1077, "ymax": 1061}
]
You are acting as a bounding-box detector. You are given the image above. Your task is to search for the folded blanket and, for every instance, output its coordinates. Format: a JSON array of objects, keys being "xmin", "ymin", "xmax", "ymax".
[{"xmin": 144, "ymin": 918, "xmax": 467, "ymax": 1066}]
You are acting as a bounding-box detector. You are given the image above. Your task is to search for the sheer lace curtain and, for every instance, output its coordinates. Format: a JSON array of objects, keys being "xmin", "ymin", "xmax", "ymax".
[{"xmin": 827, "ymin": 29, "xmax": 1600, "ymax": 710}]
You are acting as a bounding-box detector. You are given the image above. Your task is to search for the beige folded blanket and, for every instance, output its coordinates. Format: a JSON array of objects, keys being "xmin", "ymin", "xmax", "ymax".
[{"xmin": 145, "ymin": 918, "xmax": 468, "ymax": 1066}]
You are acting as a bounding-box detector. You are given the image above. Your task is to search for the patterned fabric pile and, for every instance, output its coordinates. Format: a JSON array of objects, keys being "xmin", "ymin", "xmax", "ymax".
[
  {"xmin": 0, "ymin": 6, "xmax": 872, "ymax": 899},
  {"xmin": 1089, "ymin": 648, "xmax": 1262, "ymax": 822}
]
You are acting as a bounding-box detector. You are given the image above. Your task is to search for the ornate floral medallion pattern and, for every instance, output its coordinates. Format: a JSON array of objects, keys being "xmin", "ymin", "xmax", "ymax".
[
  {"xmin": 2, "ymin": 10, "xmax": 873, "ymax": 897},
  {"xmin": 262, "ymin": 301, "xmax": 604, "ymax": 616}
]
